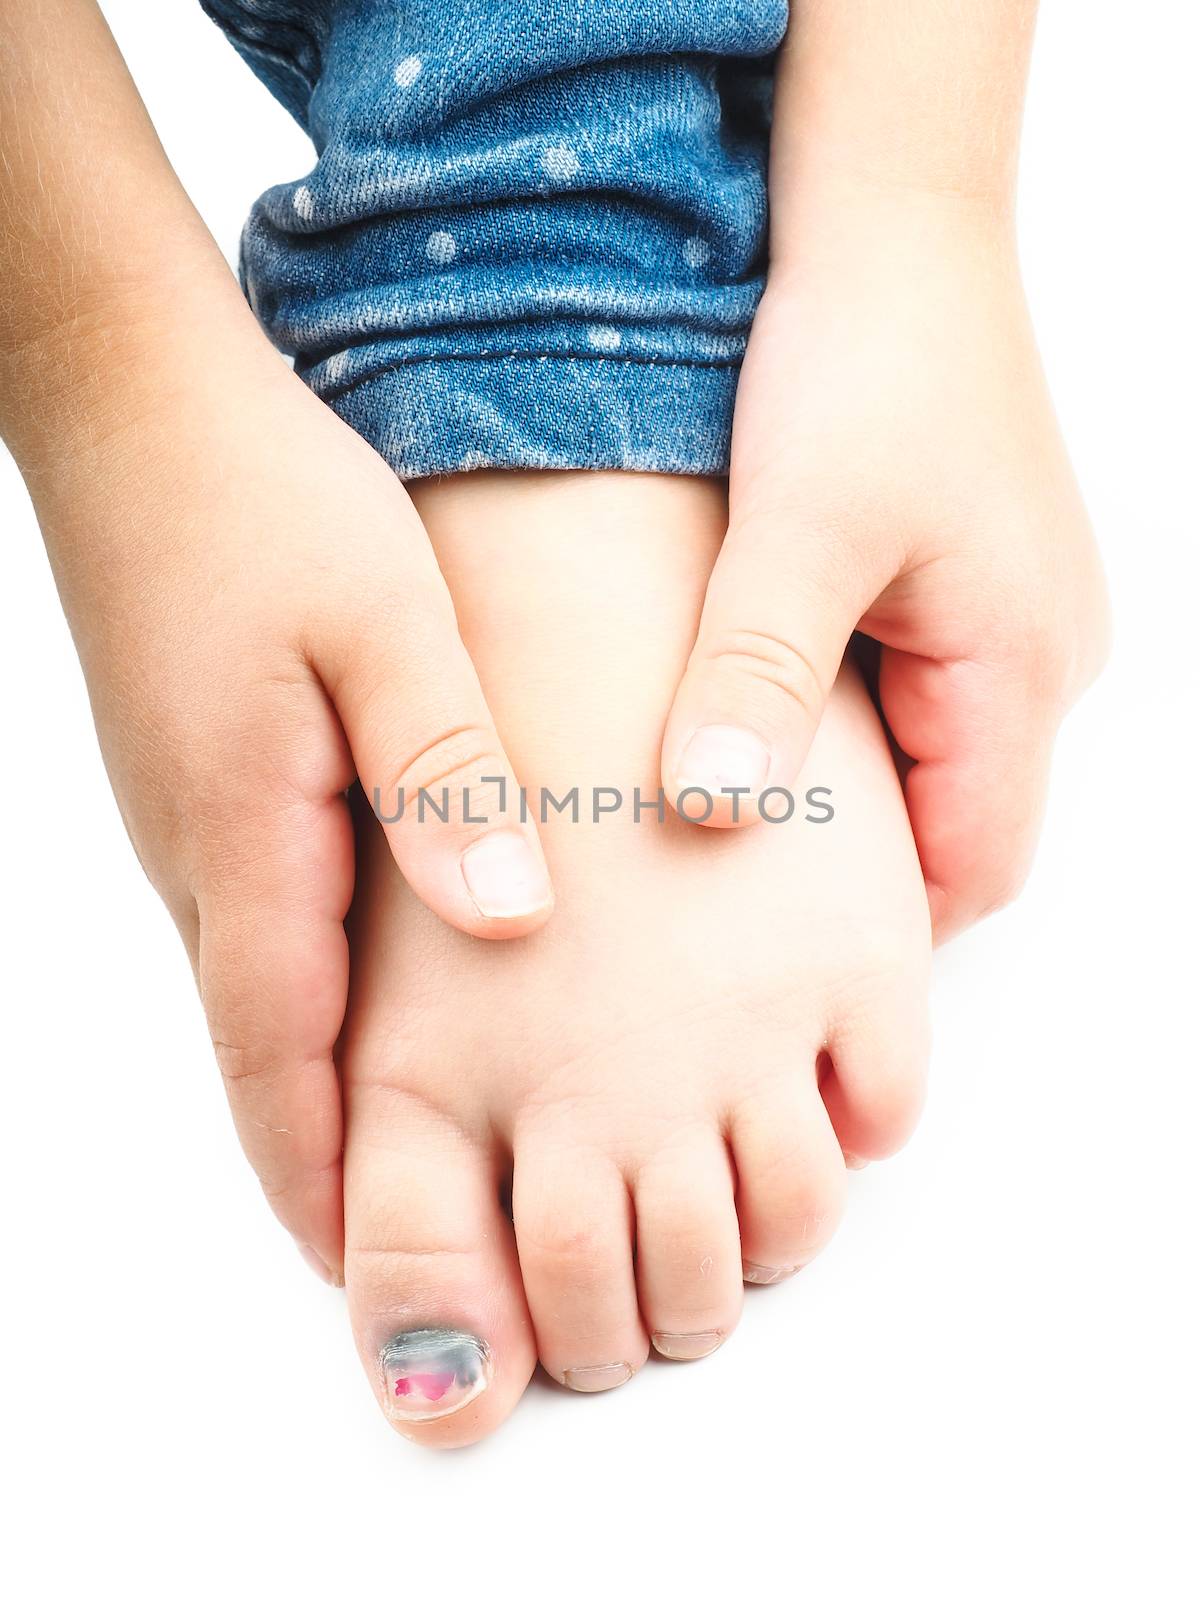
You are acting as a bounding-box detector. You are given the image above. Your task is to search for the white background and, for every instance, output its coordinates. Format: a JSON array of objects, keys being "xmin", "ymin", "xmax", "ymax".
[{"xmin": 2, "ymin": 2, "xmax": 1197, "ymax": 1594}]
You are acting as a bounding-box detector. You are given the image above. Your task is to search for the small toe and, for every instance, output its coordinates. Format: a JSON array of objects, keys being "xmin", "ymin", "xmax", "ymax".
[
  {"xmin": 512, "ymin": 1141, "xmax": 646, "ymax": 1391},
  {"xmin": 730, "ymin": 1074, "xmax": 847, "ymax": 1281},
  {"xmin": 821, "ymin": 994, "xmax": 930, "ymax": 1162},
  {"xmin": 634, "ymin": 1136, "xmax": 742, "ymax": 1360}
]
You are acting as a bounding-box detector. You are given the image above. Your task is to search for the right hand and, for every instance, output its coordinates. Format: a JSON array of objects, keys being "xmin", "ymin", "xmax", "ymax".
[{"xmin": 24, "ymin": 339, "xmax": 554, "ymax": 1284}]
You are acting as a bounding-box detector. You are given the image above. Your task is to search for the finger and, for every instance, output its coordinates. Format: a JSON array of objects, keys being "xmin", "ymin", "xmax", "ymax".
[
  {"xmin": 317, "ymin": 540, "xmax": 553, "ymax": 940},
  {"xmin": 660, "ymin": 516, "xmax": 878, "ymax": 827},
  {"xmin": 196, "ymin": 785, "xmax": 354, "ymax": 1285},
  {"xmin": 878, "ymin": 647, "xmax": 1056, "ymax": 942}
]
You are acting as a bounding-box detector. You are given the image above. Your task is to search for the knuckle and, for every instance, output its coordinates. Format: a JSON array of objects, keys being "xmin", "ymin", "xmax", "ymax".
[
  {"xmin": 343, "ymin": 1240, "xmax": 481, "ymax": 1301},
  {"xmin": 126, "ymin": 689, "xmax": 330, "ymax": 891},
  {"xmin": 211, "ymin": 1037, "xmax": 282, "ymax": 1086},
  {"xmin": 374, "ymin": 724, "xmax": 506, "ymax": 817},
  {"xmin": 698, "ymin": 626, "xmax": 825, "ymax": 725},
  {"xmin": 519, "ymin": 1213, "xmax": 598, "ymax": 1267}
]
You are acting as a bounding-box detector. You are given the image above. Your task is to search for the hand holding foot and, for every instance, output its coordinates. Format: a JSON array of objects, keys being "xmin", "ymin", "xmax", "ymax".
[
  {"xmin": 12, "ymin": 344, "xmax": 560, "ymax": 1283},
  {"xmin": 0, "ymin": 4, "xmax": 553, "ymax": 1287},
  {"xmin": 659, "ymin": 1, "xmax": 1110, "ymax": 939},
  {"xmin": 337, "ymin": 470, "xmax": 931, "ymax": 1447}
]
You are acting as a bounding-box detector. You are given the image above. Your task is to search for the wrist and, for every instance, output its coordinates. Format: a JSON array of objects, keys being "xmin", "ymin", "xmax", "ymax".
[
  {"xmin": 766, "ymin": 173, "xmax": 1021, "ymax": 298},
  {"xmin": 1, "ymin": 261, "xmax": 286, "ymax": 487},
  {"xmin": 768, "ymin": 0, "xmax": 1035, "ymax": 249}
]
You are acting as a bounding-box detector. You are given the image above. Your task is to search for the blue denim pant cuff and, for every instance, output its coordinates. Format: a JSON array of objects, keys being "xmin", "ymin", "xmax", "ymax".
[
  {"xmin": 204, "ymin": 0, "xmax": 785, "ymax": 476},
  {"xmin": 322, "ymin": 353, "xmax": 738, "ymax": 480}
]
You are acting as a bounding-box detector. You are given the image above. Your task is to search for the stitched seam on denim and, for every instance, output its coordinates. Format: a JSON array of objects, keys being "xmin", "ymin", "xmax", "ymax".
[{"xmin": 316, "ymin": 348, "xmax": 741, "ymax": 402}]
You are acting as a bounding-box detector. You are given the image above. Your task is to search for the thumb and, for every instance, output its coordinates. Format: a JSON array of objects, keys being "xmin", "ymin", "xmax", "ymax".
[
  {"xmin": 661, "ymin": 518, "xmax": 877, "ymax": 827},
  {"xmin": 318, "ymin": 553, "xmax": 554, "ymax": 940}
]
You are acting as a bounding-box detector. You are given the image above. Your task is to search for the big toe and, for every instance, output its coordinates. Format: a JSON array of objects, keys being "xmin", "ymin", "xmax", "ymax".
[{"xmin": 343, "ymin": 1081, "xmax": 534, "ymax": 1448}]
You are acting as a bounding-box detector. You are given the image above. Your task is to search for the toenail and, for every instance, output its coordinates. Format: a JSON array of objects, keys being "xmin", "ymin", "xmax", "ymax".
[
  {"xmin": 651, "ymin": 1330, "xmax": 725, "ymax": 1361},
  {"xmin": 561, "ymin": 1361, "xmax": 634, "ymax": 1393},
  {"xmin": 380, "ymin": 1329, "xmax": 492, "ymax": 1422},
  {"xmin": 460, "ymin": 830, "xmax": 552, "ymax": 920},
  {"xmin": 742, "ymin": 1260, "xmax": 802, "ymax": 1286}
]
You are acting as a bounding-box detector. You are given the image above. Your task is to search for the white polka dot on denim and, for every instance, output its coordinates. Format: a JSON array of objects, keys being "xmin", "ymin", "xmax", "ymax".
[
  {"xmin": 587, "ymin": 326, "xmax": 622, "ymax": 352},
  {"xmin": 426, "ymin": 230, "xmax": 457, "ymax": 264},
  {"xmin": 542, "ymin": 143, "xmax": 580, "ymax": 181},
  {"xmin": 394, "ymin": 55, "xmax": 422, "ymax": 89},
  {"xmin": 683, "ymin": 235, "xmax": 710, "ymax": 269},
  {"xmin": 292, "ymin": 184, "xmax": 315, "ymax": 221}
]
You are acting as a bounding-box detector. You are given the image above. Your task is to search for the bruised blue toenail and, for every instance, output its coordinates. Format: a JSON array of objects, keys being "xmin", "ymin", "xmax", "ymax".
[{"xmin": 380, "ymin": 1328, "xmax": 492, "ymax": 1422}]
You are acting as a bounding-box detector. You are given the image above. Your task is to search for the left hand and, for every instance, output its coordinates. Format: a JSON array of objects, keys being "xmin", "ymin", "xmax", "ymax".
[{"xmin": 658, "ymin": 201, "xmax": 1110, "ymax": 940}]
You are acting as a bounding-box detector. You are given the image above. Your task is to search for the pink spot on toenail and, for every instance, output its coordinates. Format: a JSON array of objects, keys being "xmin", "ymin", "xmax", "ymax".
[
  {"xmin": 413, "ymin": 1371, "xmax": 453, "ymax": 1402},
  {"xmin": 393, "ymin": 1371, "xmax": 453, "ymax": 1402}
]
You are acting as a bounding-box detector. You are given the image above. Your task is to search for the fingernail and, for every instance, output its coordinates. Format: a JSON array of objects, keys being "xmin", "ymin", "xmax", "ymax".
[
  {"xmin": 651, "ymin": 1329, "xmax": 725, "ymax": 1361},
  {"xmin": 562, "ymin": 1361, "xmax": 634, "ymax": 1393},
  {"xmin": 296, "ymin": 1241, "xmax": 342, "ymax": 1288},
  {"xmin": 676, "ymin": 725, "xmax": 770, "ymax": 796},
  {"xmin": 845, "ymin": 1154, "xmax": 870, "ymax": 1171},
  {"xmin": 461, "ymin": 830, "xmax": 551, "ymax": 920},
  {"xmin": 742, "ymin": 1260, "xmax": 802, "ymax": 1286},
  {"xmin": 380, "ymin": 1329, "xmax": 492, "ymax": 1423}
]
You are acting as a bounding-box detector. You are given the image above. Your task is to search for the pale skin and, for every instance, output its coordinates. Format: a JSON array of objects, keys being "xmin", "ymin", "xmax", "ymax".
[
  {"xmin": 1, "ymin": 1, "xmax": 1103, "ymax": 1438},
  {"xmin": 660, "ymin": 0, "xmax": 1110, "ymax": 938},
  {"xmin": 346, "ymin": 469, "xmax": 930, "ymax": 1445},
  {"xmin": 2, "ymin": 1, "xmax": 557, "ymax": 1281}
]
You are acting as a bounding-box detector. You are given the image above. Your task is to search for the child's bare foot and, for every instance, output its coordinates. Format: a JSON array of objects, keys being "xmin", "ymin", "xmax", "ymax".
[{"xmin": 339, "ymin": 471, "xmax": 931, "ymax": 1446}]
